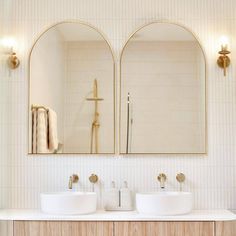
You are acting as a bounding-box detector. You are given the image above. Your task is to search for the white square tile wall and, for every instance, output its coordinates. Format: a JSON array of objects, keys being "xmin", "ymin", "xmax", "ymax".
[{"xmin": 0, "ymin": 0, "xmax": 235, "ymax": 210}]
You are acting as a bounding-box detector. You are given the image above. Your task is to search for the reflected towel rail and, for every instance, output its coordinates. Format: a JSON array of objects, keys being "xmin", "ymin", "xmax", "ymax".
[
  {"xmin": 31, "ymin": 104, "xmax": 49, "ymax": 153},
  {"xmin": 31, "ymin": 105, "xmax": 49, "ymax": 112}
]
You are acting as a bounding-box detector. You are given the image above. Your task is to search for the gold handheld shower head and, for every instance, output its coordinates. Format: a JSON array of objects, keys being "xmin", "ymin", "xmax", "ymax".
[{"xmin": 86, "ymin": 79, "xmax": 104, "ymax": 101}]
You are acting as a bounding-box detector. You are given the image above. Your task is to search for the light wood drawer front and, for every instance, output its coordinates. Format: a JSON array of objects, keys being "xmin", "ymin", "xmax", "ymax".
[
  {"xmin": 114, "ymin": 221, "xmax": 214, "ymax": 236},
  {"xmin": 215, "ymin": 221, "xmax": 236, "ymax": 236},
  {"xmin": 14, "ymin": 221, "xmax": 113, "ymax": 236},
  {"xmin": 0, "ymin": 220, "xmax": 13, "ymax": 236}
]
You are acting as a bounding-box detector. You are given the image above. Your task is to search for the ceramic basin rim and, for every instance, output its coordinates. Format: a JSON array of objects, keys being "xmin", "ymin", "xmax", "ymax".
[
  {"xmin": 41, "ymin": 192, "xmax": 97, "ymax": 196},
  {"xmin": 136, "ymin": 191, "xmax": 192, "ymax": 196}
]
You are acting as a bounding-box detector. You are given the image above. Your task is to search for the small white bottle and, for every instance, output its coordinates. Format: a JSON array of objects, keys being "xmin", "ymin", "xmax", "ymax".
[
  {"xmin": 104, "ymin": 181, "xmax": 119, "ymax": 210},
  {"xmin": 120, "ymin": 181, "xmax": 133, "ymax": 210}
]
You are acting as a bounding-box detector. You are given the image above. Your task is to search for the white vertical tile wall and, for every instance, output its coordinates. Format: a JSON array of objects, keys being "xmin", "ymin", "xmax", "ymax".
[{"xmin": 0, "ymin": 0, "xmax": 235, "ymax": 210}]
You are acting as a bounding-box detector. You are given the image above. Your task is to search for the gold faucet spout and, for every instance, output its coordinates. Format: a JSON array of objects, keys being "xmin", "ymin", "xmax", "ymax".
[
  {"xmin": 157, "ymin": 173, "xmax": 167, "ymax": 189},
  {"xmin": 68, "ymin": 174, "xmax": 79, "ymax": 190}
]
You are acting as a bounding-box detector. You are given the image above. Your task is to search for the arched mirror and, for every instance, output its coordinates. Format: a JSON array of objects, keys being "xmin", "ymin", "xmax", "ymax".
[
  {"xmin": 29, "ymin": 22, "xmax": 115, "ymax": 154},
  {"xmin": 120, "ymin": 22, "xmax": 206, "ymax": 154}
]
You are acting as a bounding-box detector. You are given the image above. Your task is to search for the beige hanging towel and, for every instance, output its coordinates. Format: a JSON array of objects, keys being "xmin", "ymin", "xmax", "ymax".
[
  {"xmin": 32, "ymin": 106, "xmax": 59, "ymax": 153},
  {"xmin": 48, "ymin": 108, "xmax": 59, "ymax": 152}
]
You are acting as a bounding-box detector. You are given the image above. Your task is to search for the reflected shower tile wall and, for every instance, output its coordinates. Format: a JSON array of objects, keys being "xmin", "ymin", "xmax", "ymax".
[
  {"xmin": 0, "ymin": 0, "xmax": 235, "ymax": 210},
  {"xmin": 120, "ymin": 41, "xmax": 205, "ymax": 153},
  {"xmin": 63, "ymin": 41, "xmax": 114, "ymax": 153}
]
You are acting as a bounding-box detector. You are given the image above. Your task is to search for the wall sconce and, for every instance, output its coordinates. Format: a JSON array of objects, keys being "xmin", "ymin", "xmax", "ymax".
[
  {"xmin": 217, "ymin": 36, "xmax": 230, "ymax": 76},
  {"xmin": 8, "ymin": 52, "xmax": 20, "ymax": 69},
  {"xmin": 1, "ymin": 37, "xmax": 20, "ymax": 69}
]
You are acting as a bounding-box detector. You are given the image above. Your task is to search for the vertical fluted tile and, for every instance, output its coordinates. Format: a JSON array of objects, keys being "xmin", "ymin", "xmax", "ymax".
[{"xmin": 0, "ymin": 0, "xmax": 235, "ymax": 210}]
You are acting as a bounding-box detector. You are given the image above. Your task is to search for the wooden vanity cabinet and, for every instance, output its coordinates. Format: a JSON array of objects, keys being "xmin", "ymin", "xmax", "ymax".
[{"xmin": 9, "ymin": 220, "xmax": 236, "ymax": 236}]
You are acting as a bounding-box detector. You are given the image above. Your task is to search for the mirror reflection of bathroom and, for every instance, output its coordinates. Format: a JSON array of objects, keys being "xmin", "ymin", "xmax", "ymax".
[
  {"xmin": 29, "ymin": 22, "xmax": 115, "ymax": 154},
  {"xmin": 120, "ymin": 23, "xmax": 206, "ymax": 154}
]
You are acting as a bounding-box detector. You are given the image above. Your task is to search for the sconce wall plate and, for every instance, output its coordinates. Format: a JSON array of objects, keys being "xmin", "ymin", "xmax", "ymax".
[{"xmin": 8, "ymin": 52, "xmax": 20, "ymax": 69}]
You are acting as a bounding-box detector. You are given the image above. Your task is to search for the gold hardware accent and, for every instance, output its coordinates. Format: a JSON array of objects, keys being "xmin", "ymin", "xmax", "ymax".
[
  {"xmin": 89, "ymin": 174, "xmax": 99, "ymax": 184},
  {"xmin": 157, "ymin": 173, "xmax": 167, "ymax": 189},
  {"xmin": 68, "ymin": 174, "xmax": 79, "ymax": 190},
  {"xmin": 176, "ymin": 172, "xmax": 185, "ymax": 191},
  {"xmin": 86, "ymin": 79, "xmax": 104, "ymax": 154},
  {"xmin": 217, "ymin": 47, "xmax": 230, "ymax": 76},
  {"xmin": 8, "ymin": 52, "xmax": 20, "ymax": 69},
  {"xmin": 157, "ymin": 173, "xmax": 167, "ymax": 181},
  {"xmin": 176, "ymin": 173, "xmax": 185, "ymax": 183}
]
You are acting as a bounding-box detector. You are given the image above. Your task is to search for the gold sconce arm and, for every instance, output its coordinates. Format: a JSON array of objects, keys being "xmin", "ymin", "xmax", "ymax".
[{"xmin": 217, "ymin": 48, "xmax": 230, "ymax": 77}]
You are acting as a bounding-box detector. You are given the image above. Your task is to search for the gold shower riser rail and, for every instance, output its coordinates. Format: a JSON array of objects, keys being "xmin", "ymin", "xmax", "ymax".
[{"xmin": 31, "ymin": 105, "xmax": 49, "ymax": 153}]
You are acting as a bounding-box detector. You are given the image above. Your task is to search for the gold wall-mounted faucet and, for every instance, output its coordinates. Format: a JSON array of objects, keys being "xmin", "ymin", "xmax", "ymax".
[
  {"xmin": 68, "ymin": 174, "xmax": 79, "ymax": 190},
  {"xmin": 157, "ymin": 173, "xmax": 167, "ymax": 189}
]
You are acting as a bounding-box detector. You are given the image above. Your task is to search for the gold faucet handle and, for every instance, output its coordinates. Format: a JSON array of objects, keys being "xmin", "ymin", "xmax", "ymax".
[
  {"xmin": 89, "ymin": 174, "xmax": 99, "ymax": 184},
  {"xmin": 157, "ymin": 173, "xmax": 167, "ymax": 182},
  {"xmin": 176, "ymin": 173, "xmax": 185, "ymax": 192},
  {"xmin": 176, "ymin": 173, "xmax": 185, "ymax": 183},
  {"xmin": 71, "ymin": 174, "xmax": 79, "ymax": 183}
]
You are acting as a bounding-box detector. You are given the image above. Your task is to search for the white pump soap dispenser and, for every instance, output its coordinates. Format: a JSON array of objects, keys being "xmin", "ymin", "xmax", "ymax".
[
  {"xmin": 104, "ymin": 181, "xmax": 119, "ymax": 210},
  {"xmin": 104, "ymin": 181, "xmax": 133, "ymax": 211},
  {"xmin": 120, "ymin": 181, "xmax": 133, "ymax": 210}
]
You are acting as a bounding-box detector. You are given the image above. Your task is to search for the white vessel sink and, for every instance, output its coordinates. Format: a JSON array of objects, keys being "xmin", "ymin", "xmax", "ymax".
[
  {"xmin": 41, "ymin": 191, "xmax": 97, "ymax": 215},
  {"xmin": 136, "ymin": 191, "xmax": 192, "ymax": 215}
]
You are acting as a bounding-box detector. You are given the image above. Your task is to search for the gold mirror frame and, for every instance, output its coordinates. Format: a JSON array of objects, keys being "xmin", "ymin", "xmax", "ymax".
[
  {"xmin": 28, "ymin": 21, "xmax": 116, "ymax": 155},
  {"xmin": 119, "ymin": 21, "xmax": 207, "ymax": 155}
]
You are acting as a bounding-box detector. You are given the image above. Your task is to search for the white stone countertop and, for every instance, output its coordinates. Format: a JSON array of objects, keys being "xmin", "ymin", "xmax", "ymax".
[{"xmin": 0, "ymin": 209, "xmax": 235, "ymax": 221}]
